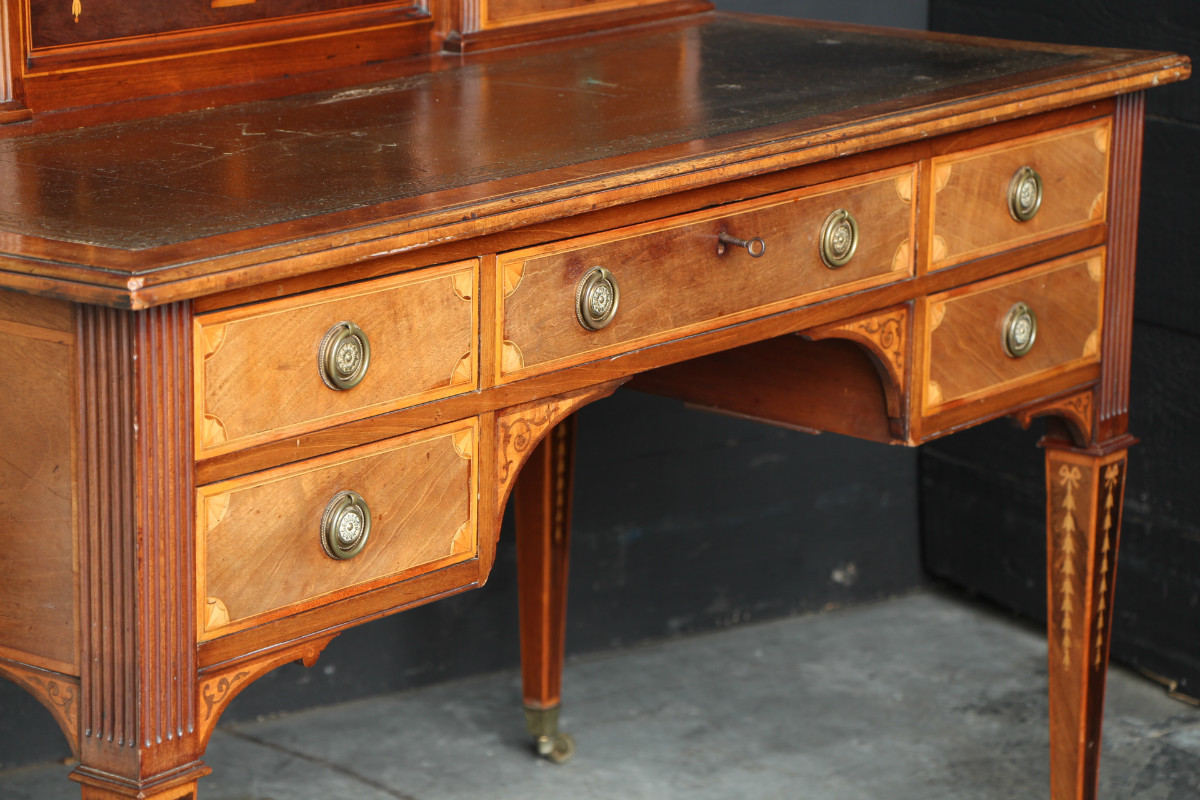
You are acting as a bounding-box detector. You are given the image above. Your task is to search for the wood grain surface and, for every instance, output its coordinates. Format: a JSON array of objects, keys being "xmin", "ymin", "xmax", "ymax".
[
  {"xmin": 499, "ymin": 166, "xmax": 914, "ymax": 382},
  {"xmin": 1043, "ymin": 443, "xmax": 1129, "ymax": 800},
  {"xmin": 0, "ymin": 15, "xmax": 1186, "ymax": 307},
  {"xmin": 74, "ymin": 302, "xmax": 205, "ymax": 792},
  {"xmin": 0, "ymin": 298, "xmax": 76, "ymax": 674},
  {"xmin": 478, "ymin": 0, "xmax": 671, "ymax": 27},
  {"xmin": 630, "ymin": 335, "xmax": 900, "ymax": 444},
  {"xmin": 198, "ymin": 419, "xmax": 478, "ymax": 640},
  {"xmin": 449, "ymin": 0, "xmax": 710, "ymax": 50},
  {"xmin": 923, "ymin": 251, "xmax": 1104, "ymax": 414},
  {"xmin": 930, "ymin": 119, "xmax": 1110, "ymax": 269},
  {"xmin": 196, "ymin": 260, "xmax": 477, "ymax": 458}
]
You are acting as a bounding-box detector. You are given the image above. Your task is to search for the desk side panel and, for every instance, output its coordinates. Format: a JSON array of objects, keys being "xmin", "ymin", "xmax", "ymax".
[{"xmin": 0, "ymin": 291, "xmax": 77, "ymax": 675}]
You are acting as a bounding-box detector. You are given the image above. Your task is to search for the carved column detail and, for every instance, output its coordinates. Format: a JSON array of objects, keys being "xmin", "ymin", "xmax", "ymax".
[
  {"xmin": 73, "ymin": 303, "xmax": 208, "ymax": 798},
  {"xmin": 1098, "ymin": 91, "xmax": 1145, "ymax": 442}
]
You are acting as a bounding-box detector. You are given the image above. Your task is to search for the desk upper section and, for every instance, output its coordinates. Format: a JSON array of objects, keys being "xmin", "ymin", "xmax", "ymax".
[{"xmin": 0, "ymin": 14, "xmax": 1188, "ymax": 307}]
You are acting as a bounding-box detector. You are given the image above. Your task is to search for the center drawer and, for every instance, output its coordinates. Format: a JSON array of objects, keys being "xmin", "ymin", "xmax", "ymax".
[
  {"xmin": 196, "ymin": 418, "xmax": 478, "ymax": 641},
  {"xmin": 496, "ymin": 166, "xmax": 915, "ymax": 383}
]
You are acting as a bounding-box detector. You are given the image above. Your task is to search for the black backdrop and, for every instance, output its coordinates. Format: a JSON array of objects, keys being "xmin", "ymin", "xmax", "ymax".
[{"xmin": 923, "ymin": 1, "xmax": 1200, "ymax": 699}]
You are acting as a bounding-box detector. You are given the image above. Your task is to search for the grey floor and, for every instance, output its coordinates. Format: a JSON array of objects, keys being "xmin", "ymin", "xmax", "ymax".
[{"xmin": 3, "ymin": 592, "xmax": 1198, "ymax": 799}]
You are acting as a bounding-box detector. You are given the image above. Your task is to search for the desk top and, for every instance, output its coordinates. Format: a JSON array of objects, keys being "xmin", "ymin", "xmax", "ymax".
[{"xmin": 0, "ymin": 13, "xmax": 1187, "ymax": 307}]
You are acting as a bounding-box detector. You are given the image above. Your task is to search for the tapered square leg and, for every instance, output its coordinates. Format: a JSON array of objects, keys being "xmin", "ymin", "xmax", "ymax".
[
  {"xmin": 1044, "ymin": 442, "xmax": 1129, "ymax": 800},
  {"xmin": 514, "ymin": 416, "xmax": 577, "ymax": 763}
]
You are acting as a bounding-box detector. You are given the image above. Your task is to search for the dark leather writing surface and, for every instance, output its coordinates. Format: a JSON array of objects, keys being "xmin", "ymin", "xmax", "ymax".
[{"xmin": 0, "ymin": 17, "xmax": 1083, "ymax": 250}]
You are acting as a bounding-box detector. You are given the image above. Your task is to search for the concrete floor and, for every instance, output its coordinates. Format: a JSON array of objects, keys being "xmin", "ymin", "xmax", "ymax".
[{"xmin": 3, "ymin": 592, "xmax": 1198, "ymax": 799}]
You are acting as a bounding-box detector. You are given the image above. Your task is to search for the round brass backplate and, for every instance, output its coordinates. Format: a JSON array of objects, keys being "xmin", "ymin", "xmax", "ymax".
[
  {"xmin": 1002, "ymin": 301, "xmax": 1038, "ymax": 358},
  {"xmin": 1007, "ymin": 165, "xmax": 1044, "ymax": 222},
  {"xmin": 318, "ymin": 321, "xmax": 371, "ymax": 390},
  {"xmin": 575, "ymin": 266, "xmax": 620, "ymax": 331},
  {"xmin": 320, "ymin": 490, "xmax": 372, "ymax": 560},
  {"xmin": 819, "ymin": 208, "xmax": 859, "ymax": 269}
]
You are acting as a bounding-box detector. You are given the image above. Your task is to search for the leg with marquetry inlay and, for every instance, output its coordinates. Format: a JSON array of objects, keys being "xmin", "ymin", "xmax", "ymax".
[{"xmin": 1044, "ymin": 440, "xmax": 1129, "ymax": 800}]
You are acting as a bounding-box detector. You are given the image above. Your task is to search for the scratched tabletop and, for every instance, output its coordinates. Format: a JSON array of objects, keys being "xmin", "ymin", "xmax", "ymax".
[{"xmin": 0, "ymin": 16, "xmax": 1081, "ymax": 251}]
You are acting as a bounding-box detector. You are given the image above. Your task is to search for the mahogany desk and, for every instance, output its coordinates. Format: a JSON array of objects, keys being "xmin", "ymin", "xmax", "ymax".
[{"xmin": 0, "ymin": 12, "xmax": 1188, "ymax": 800}]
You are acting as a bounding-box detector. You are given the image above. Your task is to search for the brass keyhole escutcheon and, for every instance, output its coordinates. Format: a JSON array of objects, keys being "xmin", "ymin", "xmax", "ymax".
[
  {"xmin": 321, "ymin": 490, "xmax": 372, "ymax": 560},
  {"xmin": 819, "ymin": 208, "xmax": 859, "ymax": 269},
  {"xmin": 1008, "ymin": 165, "xmax": 1043, "ymax": 222},
  {"xmin": 319, "ymin": 321, "xmax": 371, "ymax": 390},
  {"xmin": 575, "ymin": 266, "xmax": 620, "ymax": 331},
  {"xmin": 1002, "ymin": 301, "xmax": 1038, "ymax": 358}
]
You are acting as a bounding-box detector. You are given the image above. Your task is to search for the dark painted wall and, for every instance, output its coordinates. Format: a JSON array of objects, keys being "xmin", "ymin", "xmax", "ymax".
[
  {"xmin": 923, "ymin": 1, "xmax": 1200, "ymax": 698},
  {"xmin": 0, "ymin": 0, "xmax": 929, "ymax": 771}
]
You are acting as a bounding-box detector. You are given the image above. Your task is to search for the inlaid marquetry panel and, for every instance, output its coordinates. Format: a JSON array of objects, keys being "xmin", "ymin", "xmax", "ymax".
[
  {"xmin": 474, "ymin": 0, "xmax": 646, "ymax": 28},
  {"xmin": 923, "ymin": 251, "xmax": 1104, "ymax": 414},
  {"xmin": 0, "ymin": 295, "xmax": 76, "ymax": 674},
  {"xmin": 197, "ymin": 418, "xmax": 478, "ymax": 641},
  {"xmin": 930, "ymin": 118, "xmax": 1111, "ymax": 270},
  {"xmin": 499, "ymin": 166, "xmax": 915, "ymax": 383},
  {"xmin": 195, "ymin": 261, "xmax": 478, "ymax": 458}
]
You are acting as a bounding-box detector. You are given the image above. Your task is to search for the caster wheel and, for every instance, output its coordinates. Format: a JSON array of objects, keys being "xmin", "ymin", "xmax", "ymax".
[{"xmin": 535, "ymin": 732, "xmax": 575, "ymax": 764}]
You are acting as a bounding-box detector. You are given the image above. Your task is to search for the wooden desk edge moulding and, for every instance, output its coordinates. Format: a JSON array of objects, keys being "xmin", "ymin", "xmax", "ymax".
[{"xmin": 0, "ymin": 2, "xmax": 1189, "ymax": 798}]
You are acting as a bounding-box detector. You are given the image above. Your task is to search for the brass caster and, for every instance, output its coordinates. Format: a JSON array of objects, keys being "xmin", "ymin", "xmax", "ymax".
[
  {"xmin": 525, "ymin": 705, "xmax": 575, "ymax": 764},
  {"xmin": 535, "ymin": 731, "xmax": 576, "ymax": 765}
]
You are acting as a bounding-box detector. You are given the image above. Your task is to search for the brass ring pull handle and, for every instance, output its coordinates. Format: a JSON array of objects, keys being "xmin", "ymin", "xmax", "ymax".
[
  {"xmin": 575, "ymin": 266, "xmax": 620, "ymax": 331},
  {"xmin": 717, "ymin": 232, "xmax": 767, "ymax": 258},
  {"xmin": 320, "ymin": 490, "xmax": 372, "ymax": 560},
  {"xmin": 318, "ymin": 321, "xmax": 371, "ymax": 390},
  {"xmin": 1007, "ymin": 165, "xmax": 1043, "ymax": 222},
  {"xmin": 1002, "ymin": 301, "xmax": 1038, "ymax": 358},
  {"xmin": 819, "ymin": 209, "xmax": 859, "ymax": 269}
]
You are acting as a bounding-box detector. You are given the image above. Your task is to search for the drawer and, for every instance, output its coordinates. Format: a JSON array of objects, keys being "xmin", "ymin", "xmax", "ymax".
[
  {"xmin": 195, "ymin": 260, "xmax": 478, "ymax": 457},
  {"xmin": 922, "ymin": 251, "xmax": 1104, "ymax": 414},
  {"xmin": 929, "ymin": 119, "xmax": 1110, "ymax": 270},
  {"xmin": 497, "ymin": 166, "xmax": 915, "ymax": 382},
  {"xmin": 197, "ymin": 418, "xmax": 478, "ymax": 641}
]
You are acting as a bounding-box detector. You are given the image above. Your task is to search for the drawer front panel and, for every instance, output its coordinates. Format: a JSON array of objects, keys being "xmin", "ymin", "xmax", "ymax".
[
  {"xmin": 197, "ymin": 419, "xmax": 478, "ymax": 641},
  {"xmin": 196, "ymin": 260, "xmax": 478, "ymax": 457},
  {"xmin": 498, "ymin": 167, "xmax": 915, "ymax": 382},
  {"xmin": 930, "ymin": 119, "xmax": 1110, "ymax": 270},
  {"xmin": 923, "ymin": 251, "xmax": 1104, "ymax": 413}
]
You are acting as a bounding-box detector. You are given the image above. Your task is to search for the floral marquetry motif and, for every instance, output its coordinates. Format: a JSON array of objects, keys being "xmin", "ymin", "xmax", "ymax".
[
  {"xmin": 1015, "ymin": 389, "xmax": 1095, "ymax": 447},
  {"xmin": 495, "ymin": 380, "xmax": 626, "ymax": 512},
  {"xmin": 1044, "ymin": 443, "xmax": 1130, "ymax": 800},
  {"xmin": 451, "ymin": 353, "xmax": 474, "ymax": 386},
  {"xmin": 0, "ymin": 661, "xmax": 80, "ymax": 755},
  {"xmin": 196, "ymin": 636, "xmax": 334, "ymax": 744},
  {"xmin": 1052, "ymin": 462, "xmax": 1088, "ymax": 669},
  {"xmin": 1094, "ymin": 462, "xmax": 1125, "ymax": 669}
]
